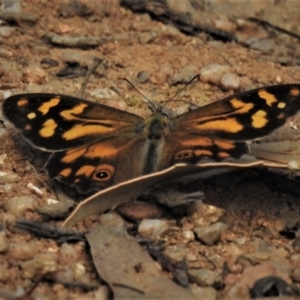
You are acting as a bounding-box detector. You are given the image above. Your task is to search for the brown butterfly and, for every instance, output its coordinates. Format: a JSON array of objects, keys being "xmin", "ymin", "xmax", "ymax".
[{"xmin": 2, "ymin": 84, "xmax": 300, "ymax": 198}]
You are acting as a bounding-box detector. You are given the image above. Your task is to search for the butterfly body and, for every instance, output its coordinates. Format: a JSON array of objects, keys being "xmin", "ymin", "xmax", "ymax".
[{"xmin": 3, "ymin": 84, "xmax": 300, "ymax": 196}]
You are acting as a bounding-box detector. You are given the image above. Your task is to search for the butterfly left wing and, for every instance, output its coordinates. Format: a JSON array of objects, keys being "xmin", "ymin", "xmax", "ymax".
[
  {"xmin": 2, "ymin": 93, "xmax": 145, "ymax": 151},
  {"xmin": 168, "ymin": 84, "xmax": 300, "ymax": 163},
  {"xmin": 2, "ymin": 93, "xmax": 149, "ymax": 196}
]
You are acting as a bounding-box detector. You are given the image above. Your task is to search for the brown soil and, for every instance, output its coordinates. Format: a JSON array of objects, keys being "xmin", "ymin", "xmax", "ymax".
[{"xmin": 0, "ymin": 1, "xmax": 300, "ymax": 299}]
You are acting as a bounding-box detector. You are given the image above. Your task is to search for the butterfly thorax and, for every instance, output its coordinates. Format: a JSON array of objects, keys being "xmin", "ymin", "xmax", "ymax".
[{"xmin": 144, "ymin": 113, "xmax": 169, "ymax": 140}]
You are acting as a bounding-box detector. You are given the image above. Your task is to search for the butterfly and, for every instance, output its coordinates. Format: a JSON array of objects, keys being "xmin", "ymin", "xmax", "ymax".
[{"xmin": 2, "ymin": 84, "xmax": 300, "ymax": 199}]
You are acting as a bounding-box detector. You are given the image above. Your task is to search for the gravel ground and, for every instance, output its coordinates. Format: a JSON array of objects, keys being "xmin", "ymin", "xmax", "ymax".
[{"xmin": 0, "ymin": 0, "xmax": 300, "ymax": 299}]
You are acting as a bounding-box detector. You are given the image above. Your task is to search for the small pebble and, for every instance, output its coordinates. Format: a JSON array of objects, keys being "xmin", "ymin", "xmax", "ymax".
[
  {"xmin": 138, "ymin": 32, "xmax": 156, "ymax": 44},
  {"xmin": 8, "ymin": 241, "xmax": 38, "ymax": 260},
  {"xmin": 53, "ymin": 268, "xmax": 74, "ymax": 282},
  {"xmin": 0, "ymin": 170, "xmax": 20, "ymax": 184},
  {"xmin": 224, "ymin": 273, "xmax": 240, "ymax": 286},
  {"xmin": 187, "ymin": 201, "xmax": 225, "ymax": 227},
  {"xmin": 60, "ymin": 243, "xmax": 78, "ymax": 257},
  {"xmin": 2, "ymin": 0, "xmax": 21, "ymax": 13},
  {"xmin": 194, "ymin": 222, "xmax": 228, "ymax": 245},
  {"xmin": 21, "ymin": 252, "xmax": 58, "ymax": 279},
  {"xmin": 182, "ymin": 230, "xmax": 195, "ymax": 242},
  {"xmin": 0, "ymin": 265, "xmax": 10, "ymax": 282},
  {"xmin": 214, "ymin": 17, "xmax": 236, "ymax": 32},
  {"xmin": 137, "ymin": 70, "xmax": 150, "ymax": 83},
  {"xmin": 89, "ymin": 88, "xmax": 117, "ymax": 100},
  {"xmin": 40, "ymin": 57, "xmax": 59, "ymax": 68},
  {"xmin": 200, "ymin": 64, "xmax": 231, "ymax": 85},
  {"xmin": 187, "ymin": 269, "xmax": 221, "ymax": 286},
  {"xmin": 151, "ymin": 63, "xmax": 173, "ymax": 85},
  {"xmin": 0, "ymin": 231, "xmax": 9, "ymax": 252},
  {"xmin": 190, "ymin": 285, "xmax": 217, "ymax": 300},
  {"xmin": 0, "ymin": 26, "xmax": 15, "ymax": 38},
  {"xmin": 116, "ymin": 201, "xmax": 165, "ymax": 222},
  {"xmin": 21, "ymin": 67, "xmax": 47, "ymax": 84},
  {"xmin": 186, "ymin": 253, "xmax": 198, "ymax": 262},
  {"xmin": 220, "ymin": 72, "xmax": 240, "ymax": 90},
  {"xmin": 27, "ymin": 182, "xmax": 43, "ymax": 196},
  {"xmin": 94, "ymin": 285, "xmax": 111, "ymax": 300},
  {"xmin": 4, "ymin": 195, "xmax": 37, "ymax": 215},
  {"xmin": 247, "ymin": 38, "xmax": 275, "ymax": 53},
  {"xmin": 167, "ymin": 64, "xmax": 198, "ymax": 86},
  {"xmin": 99, "ymin": 211, "xmax": 125, "ymax": 228},
  {"xmin": 292, "ymin": 268, "xmax": 300, "ymax": 283},
  {"xmin": 138, "ymin": 219, "xmax": 172, "ymax": 238},
  {"xmin": 72, "ymin": 262, "xmax": 86, "ymax": 280},
  {"xmin": 206, "ymin": 253, "xmax": 224, "ymax": 269},
  {"xmin": 0, "ymin": 48, "xmax": 13, "ymax": 58},
  {"xmin": 164, "ymin": 243, "xmax": 187, "ymax": 262}
]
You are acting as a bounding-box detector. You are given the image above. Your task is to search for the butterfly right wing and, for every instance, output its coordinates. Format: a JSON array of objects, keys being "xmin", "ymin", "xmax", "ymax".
[{"xmin": 167, "ymin": 85, "xmax": 300, "ymax": 164}]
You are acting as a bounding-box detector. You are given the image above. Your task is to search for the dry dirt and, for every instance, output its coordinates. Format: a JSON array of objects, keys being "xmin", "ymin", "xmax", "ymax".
[{"xmin": 0, "ymin": 0, "xmax": 300, "ymax": 299}]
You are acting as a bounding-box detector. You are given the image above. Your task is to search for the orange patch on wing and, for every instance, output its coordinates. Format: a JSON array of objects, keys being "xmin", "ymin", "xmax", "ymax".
[
  {"xmin": 75, "ymin": 165, "xmax": 95, "ymax": 177},
  {"xmin": 38, "ymin": 97, "xmax": 60, "ymax": 115},
  {"xmin": 39, "ymin": 119, "xmax": 57, "ymax": 137},
  {"xmin": 290, "ymin": 88, "xmax": 300, "ymax": 97},
  {"xmin": 59, "ymin": 168, "xmax": 72, "ymax": 177},
  {"xmin": 17, "ymin": 98, "xmax": 29, "ymax": 107},
  {"xmin": 194, "ymin": 149, "xmax": 213, "ymax": 156},
  {"xmin": 214, "ymin": 140, "xmax": 235, "ymax": 149},
  {"xmin": 251, "ymin": 110, "xmax": 267, "ymax": 128},
  {"xmin": 230, "ymin": 98, "xmax": 254, "ymax": 113},
  {"xmin": 181, "ymin": 137, "xmax": 213, "ymax": 147},
  {"xmin": 59, "ymin": 103, "xmax": 88, "ymax": 121},
  {"xmin": 218, "ymin": 152, "xmax": 230, "ymax": 158},
  {"xmin": 61, "ymin": 147, "xmax": 87, "ymax": 163},
  {"xmin": 85, "ymin": 144, "xmax": 119, "ymax": 158},
  {"xmin": 258, "ymin": 90, "xmax": 277, "ymax": 106},
  {"xmin": 62, "ymin": 124, "xmax": 114, "ymax": 140},
  {"xmin": 197, "ymin": 118, "xmax": 243, "ymax": 133}
]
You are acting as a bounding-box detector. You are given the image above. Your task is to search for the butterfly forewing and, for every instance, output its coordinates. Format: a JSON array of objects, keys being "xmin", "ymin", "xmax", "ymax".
[
  {"xmin": 3, "ymin": 93, "xmax": 144, "ymax": 151},
  {"xmin": 173, "ymin": 84, "xmax": 300, "ymax": 141}
]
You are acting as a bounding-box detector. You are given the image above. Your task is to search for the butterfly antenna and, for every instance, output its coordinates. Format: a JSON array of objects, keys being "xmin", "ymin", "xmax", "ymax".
[
  {"xmin": 78, "ymin": 57, "xmax": 103, "ymax": 98},
  {"xmin": 122, "ymin": 78, "xmax": 157, "ymax": 112},
  {"xmin": 161, "ymin": 74, "xmax": 200, "ymax": 109}
]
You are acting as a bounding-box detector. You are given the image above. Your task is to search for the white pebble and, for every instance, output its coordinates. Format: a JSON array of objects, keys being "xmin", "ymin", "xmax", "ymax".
[
  {"xmin": 73, "ymin": 262, "xmax": 86, "ymax": 280},
  {"xmin": 46, "ymin": 198, "xmax": 59, "ymax": 205},
  {"xmin": 27, "ymin": 183, "xmax": 43, "ymax": 196},
  {"xmin": 200, "ymin": 64, "xmax": 231, "ymax": 85},
  {"xmin": 220, "ymin": 73, "xmax": 240, "ymax": 90},
  {"xmin": 182, "ymin": 230, "xmax": 195, "ymax": 242},
  {"xmin": 138, "ymin": 219, "xmax": 171, "ymax": 238}
]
